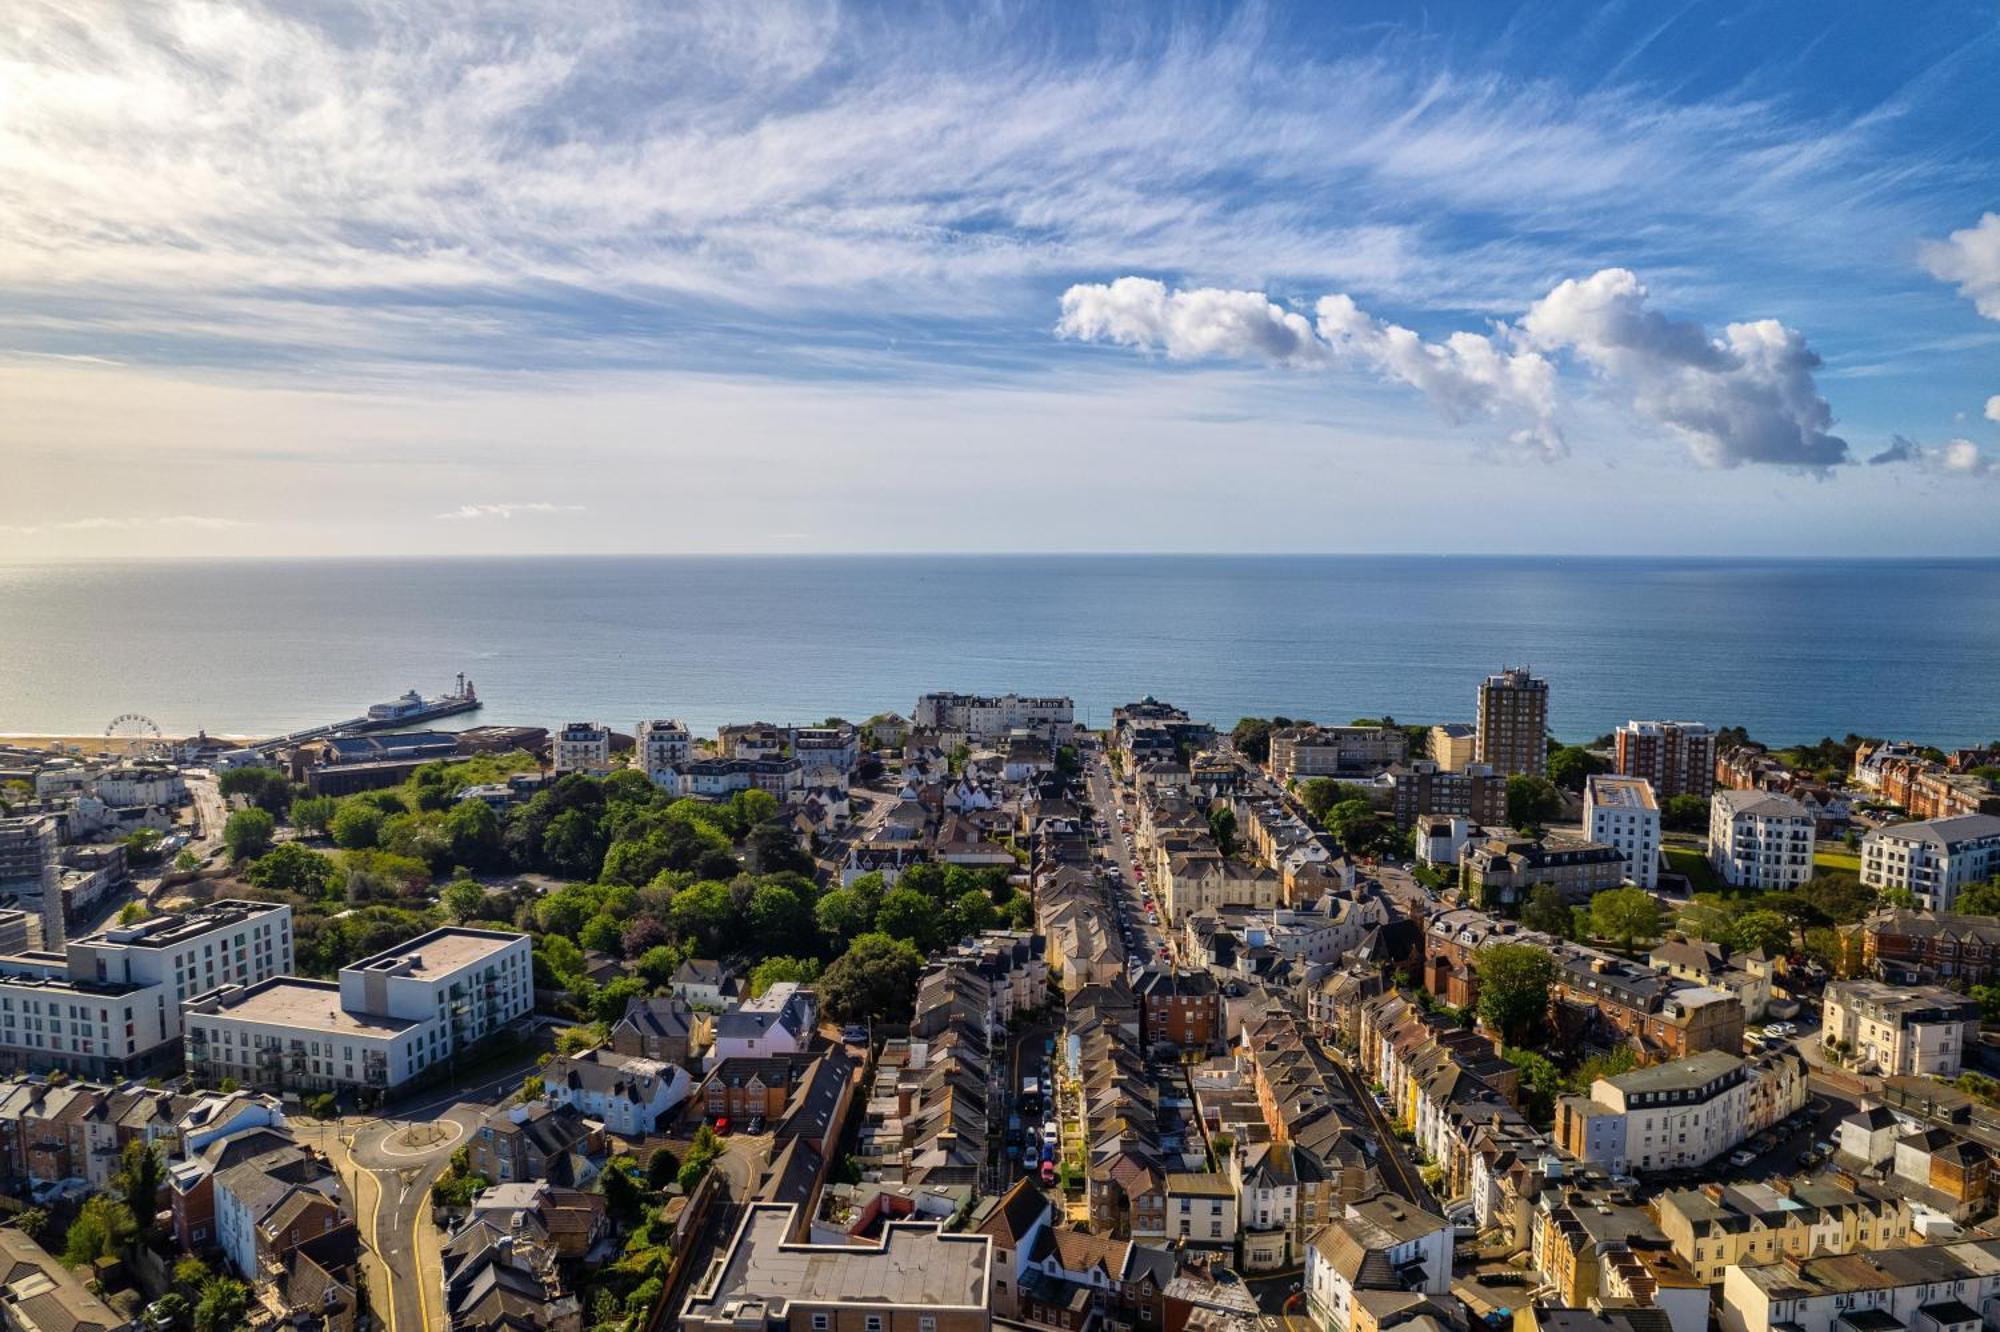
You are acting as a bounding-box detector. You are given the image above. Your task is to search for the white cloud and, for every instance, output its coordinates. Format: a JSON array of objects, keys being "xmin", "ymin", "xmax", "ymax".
[
  {"xmin": 1312, "ymin": 295, "xmax": 1562, "ymax": 459},
  {"xmin": 1868, "ymin": 434, "xmax": 1997, "ymax": 477},
  {"xmin": 0, "ymin": 514, "xmax": 251, "ymax": 534},
  {"xmin": 0, "ymin": 3, "xmax": 1941, "ymax": 372},
  {"xmin": 1056, "ymin": 278, "xmax": 1327, "ymax": 368},
  {"xmin": 1920, "ymin": 213, "xmax": 2000, "ymax": 320},
  {"xmin": 1519, "ymin": 269, "xmax": 1847, "ymax": 470},
  {"xmin": 1986, "ymin": 394, "xmax": 2000, "ymax": 423},
  {"xmin": 434, "ymin": 503, "xmax": 585, "ymax": 520},
  {"xmin": 1061, "ymin": 268, "xmax": 1845, "ymax": 468}
]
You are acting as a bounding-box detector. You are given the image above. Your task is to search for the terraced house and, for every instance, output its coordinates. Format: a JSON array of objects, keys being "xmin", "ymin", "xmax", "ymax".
[{"xmin": 1652, "ymin": 1179, "xmax": 1909, "ymax": 1285}]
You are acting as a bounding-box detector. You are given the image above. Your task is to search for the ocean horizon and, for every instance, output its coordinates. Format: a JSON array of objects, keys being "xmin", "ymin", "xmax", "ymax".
[{"xmin": 2, "ymin": 553, "xmax": 1997, "ymax": 747}]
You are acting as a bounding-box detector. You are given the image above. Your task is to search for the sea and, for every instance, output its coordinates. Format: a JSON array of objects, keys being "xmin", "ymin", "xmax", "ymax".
[{"xmin": 0, "ymin": 555, "xmax": 1996, "ymax": 747}]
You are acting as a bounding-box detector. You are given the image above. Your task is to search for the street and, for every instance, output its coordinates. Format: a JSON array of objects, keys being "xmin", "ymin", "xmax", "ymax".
[{"xmin": 291, "ymin": 1051, "xmax": 548, "ymax": 1332}]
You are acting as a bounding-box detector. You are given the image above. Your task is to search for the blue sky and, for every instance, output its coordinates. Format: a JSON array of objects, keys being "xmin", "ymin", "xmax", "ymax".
[{"xmin": 2, "ymin": 0, "xmax": 1998, "ymax": 557}]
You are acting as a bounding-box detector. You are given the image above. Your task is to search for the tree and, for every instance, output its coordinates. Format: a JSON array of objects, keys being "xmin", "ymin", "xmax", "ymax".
[
  {"xmin": 818, "ymin": 932, "xmax": 926, "ymax": 1022},
  {"xmin": 63, "ymin": 1194, "xmax": 136, "ymax": 1265},
  {"xmin": 1520, "ymin": 884, "xmax": 1573, "ymax": 938},
  {"xmin": 221, "ymin": 807, "xmax": 275, "ymax": 861},
  {"xmin": 947, "ymin": 889, "xmax": 999, "ymax": 940},
  {"xmin": 13, "ymin": 1208, "xmax": 46, "ymax": 1240},
  {"xmin": 1324, "ymin": 799, "xmax": 1389, "ymax": 856},
  {"xmin": 1728, "ymin": 910, "xmax": 1793, "ymax": 956},
  {"xmin": 443, "ymin": 797, "xmax": 505, "ymax": 871},
  {"xmin": 1504, "ymin": 776, "xmax": 1563, "ymax": 831},
  {"xmin": 117, "ymin": 1139, "xmax": 163, "ymax": 1239},
  {"xmin": 1547, "ymin": 746, "xmax": 1609, "ymax": 792},
  {"xmin": 1958, "ymin": 878, "xmax": 2000, "ymax": 917},
  {"xmin": 329, "ymin": 801, "xmax": 385, "ymax": 850},
  {"xmin": 579, "ymin": 914, "xmax": 624, "ymax": 956},
  {"xmin": 747, "ymin": 821, "xmax": 813, "ymax": 876},
  {"xmin": 1878, "ymin": 885, "xmax": 1918, "ymax": 910},
  {"xmin": 1474, "ymin": 944, "xmax": 1556, "ymax": 1045},
  {"xmin": 601, "ymin": 1157, "xmax": 646, "ymax": 1225},
  {"xmin": 290, "ymin": 794, "xmax": 337, "ymax": 836},
  {"xmin": 536, "ymin": 935, "xmax": 587, "ymax": 988},
  {"xmin": 1300, "ymin": 778, "xmax": 1370, "ymax": 824},
  {"xmin": 1207, "ymin": 806, "xmax": 1238, "ymax": 857},
  {"xmin": 751, "ymin": 955, "xmax": 821, "ymax": 997},
  {"xmin": 440, "ymin": 879, "xmax": 488, "ymax": 924},
  {"xmin": 245, "ymin": 842, "xmax": 336, "ymax": 895},
  {"xmin": 194, "ymin": 1277, "xmax": 251, "ymax": 1332},
  {"xmin": 668, "ymin": 880, "xmax": 737, "ymax": 954},
  {"xmin": 1504, "ymin": 1048, "xmax": 1562, "ymax": 1126},
  {"xmin": 875, "ymin": 888, "xmax": 940, "ymax": 951},
  {"xmin": 1589, "ymin": 887, "xmax": 1662, "ymax": 949},
  {"xmin": 816, "ymin": 887, "xmax": 873, "ymax": 943},
  {"xmin": 218, "ymin": 765, "xmax": 294, "ymax": 815},
  {"xmin": 173, "ymin": 1256, "xmax": 212, "ymax": 1293},
  {"xmin": 747, "ymin": 880, "xmax": 816, "ymax": 956},
  {"xmin": 1231, "ymin": 718, "xmax": 1275, "ymax": 764},
  {"xmin": 117, "ymin": 901, "xmax": 151, "ymax": 925},
  {"xmin": 1661, "ymin": 794, "xmax": 1710, "ymax": 832}
]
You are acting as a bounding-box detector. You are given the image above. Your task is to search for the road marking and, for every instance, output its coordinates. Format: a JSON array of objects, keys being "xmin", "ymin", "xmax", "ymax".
[
  {"xmin": 363, "ymin": 1164, "xmax": 395, "ymax": 1332},
  {"xmin": 415, "ymin": 1184, "xmax": 438, "ymax": 1332},
  {"xmin": 371, "ymin": 1117, "xmax": 465, "ymax": 1160}
]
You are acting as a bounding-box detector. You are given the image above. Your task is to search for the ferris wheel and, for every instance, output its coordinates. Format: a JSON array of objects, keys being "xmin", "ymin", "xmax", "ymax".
[{"xmin": 105, "ymin": 713, "xmax": 167, "ymax": 757}]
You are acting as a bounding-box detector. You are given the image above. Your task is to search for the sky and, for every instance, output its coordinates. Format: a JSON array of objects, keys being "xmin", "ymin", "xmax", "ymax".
[{"xmin": 3, "ymin": 0, "xmax": 1999, "ymax": 560}]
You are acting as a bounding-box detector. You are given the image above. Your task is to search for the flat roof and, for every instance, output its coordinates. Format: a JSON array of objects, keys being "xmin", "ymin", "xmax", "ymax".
[
  {"xmin": 202, "ymin": 978, "xmax": 415, "ymax": 1039},
  {"xmin": 1587, "ymin": 775, "xmax": 1658, "ymax": 810},
  {"xmin": 686, "ymin": 1203, "xmax": 988, "ymax": 1319},
  {"xmin": 75, "ymin": 899, "xmax": 286, "ymax": 951},
  {"xmin": 345, "ymin": 927, "xmax": 525, "ymax": 981}
]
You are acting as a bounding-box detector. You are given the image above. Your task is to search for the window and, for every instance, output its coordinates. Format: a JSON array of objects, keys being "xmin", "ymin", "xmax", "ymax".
[
  {"xmin": 865, "ymin": 1318, "xmax": 882, "ymax": 1332},
  {"xmin": 920, "ymin": 1319, "xmax": 936, "ymax": 1332},
  {"xmin": 812, "ymin": 1319, "xmax": 828, "ymax": 1332}
]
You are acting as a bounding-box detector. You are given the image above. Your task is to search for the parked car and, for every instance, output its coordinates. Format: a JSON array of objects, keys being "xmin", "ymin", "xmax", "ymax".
[{"xmin": 1728, "ymin": 1148, "xmax": 1757, "ymax": 1168}]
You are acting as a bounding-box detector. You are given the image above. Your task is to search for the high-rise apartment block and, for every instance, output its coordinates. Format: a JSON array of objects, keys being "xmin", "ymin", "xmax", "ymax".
[
  {"xmin": 1476, "ymin": 668, "xmax": 1548, "ymax": 779},
  {"xmin": 1615, "ymin": 721, "xmax": 1716, "ymax": 799}
]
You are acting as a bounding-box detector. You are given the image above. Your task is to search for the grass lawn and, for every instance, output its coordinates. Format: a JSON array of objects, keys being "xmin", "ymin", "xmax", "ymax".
[
  {"xmin": 1814, "ymin": 847, "xmax": 1862, "ymax": 874},
  {"xmin": 1662, "ymin": 846, "xmax": 1722, "ymax": 893}
]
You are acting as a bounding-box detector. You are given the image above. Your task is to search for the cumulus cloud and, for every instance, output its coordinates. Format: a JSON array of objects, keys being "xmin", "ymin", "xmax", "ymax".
[
  {"xmin": 1519, "ymin": 268, "xmax": 1847, "ymax": 469},
  {"xmin": 1868, "ymin": 434, "xmax": 1997, "ymax": 477},
  {"xmin": 1056, "ymin": 278, "xmax": 1328, "ymax": 369},
  {"xmin": 1060, "ymin": 267, "xmax": 1846, "ymax": 468},
  {"xmin": 1920, "ymin": 213, "xmax": 2000, "ymax": 320},
  {"xmin": 1986, "ymin": 395, "xmax": 2000, "ymax": 423},
  {"xmin": 435, "ymin": 503, "xmax": 585, "ymax": 521}
]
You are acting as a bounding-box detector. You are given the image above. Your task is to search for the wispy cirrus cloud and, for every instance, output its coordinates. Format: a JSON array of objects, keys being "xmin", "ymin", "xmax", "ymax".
[
  {"xmin": 0, "ymin": 514, "xmax": 252, "ymax": 534},
  {"xmin": 0, "ymin": 2, "xmax": 1964, "ymax": 378},
  {"xmin": 434, "ymin": 503, "xmax": 585, "ymax": 521}
]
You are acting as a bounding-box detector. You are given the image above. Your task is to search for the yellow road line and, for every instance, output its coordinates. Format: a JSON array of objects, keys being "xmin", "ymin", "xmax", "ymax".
[
  {"xmin": 414, "ymin": 1183, "xmax": 437, "ymax": 1332},
  {"xmin": 364, "ymin": 1165, "xmax": 394, "ymax": 1332}
]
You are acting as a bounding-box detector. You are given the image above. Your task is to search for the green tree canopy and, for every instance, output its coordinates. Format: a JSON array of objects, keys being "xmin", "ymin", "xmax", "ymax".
[
  {"xmin": 1547, "ymin": 746, "xmax": 1609, "ymax": 792},
  {"xmin": 1589, "ymin": 887, "xmax": 1663, "ymax": 948},
  {"xmin": 439, "ymin": 879, "xmax": 488, "ymax": 924},
  {"xmin": 217, "ymin": 765, "xmax": 294, "ymax": 815},
  {"xmin": 244, "ymin": 842, "xmax": 335, "ymax": 895},
  {"xmin": 1505, "ymin": 776, "xmax": 1564, "ymax": 831},
  {"xmin": 818, "ymin": 932, "xmax": 925, "ymax": 1022},
  {"xmin": 221, "ymin": 807, "xmax": 276, "ymax": 861},
  {"xmin": 328, "ymin": 801, "xmax": 385, "ymax": 850},
  {"xmin": 1520, "ymin": 884, "xmax": 1573, "ymax": 938},
  {"xmin": 1475, "ymin": 943, "xmax": 1557, "ymax": 1046}
]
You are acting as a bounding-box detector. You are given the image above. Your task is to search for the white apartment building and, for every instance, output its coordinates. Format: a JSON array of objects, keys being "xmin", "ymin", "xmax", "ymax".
[
  {"xmin": 185, "ymin": 927, "xmax": 532, "ymax": 1094},
  {"xmin": 912, "ymin": 692, "xmax": 1075, "ymax": 742},
  {"xmin": 552, "ymin": 721, "xmax": 612, "ymax": 775},
  {"xmin": 543, "ymin": 1048, "xmax": 690, "ymax": 1136},
  {"xmin": 1709, "ymin": 790, "xmax": 1815, "ymax": 889},
  {"xmin": 1859, "ymin": 813, "xmax": 2000, "ymax": 910},
  {"xmin": 636, "ymin": 719, "xmax": 692, "ymax": 784},
  {"xmin": 93, "ymin": 766, "xmax": 188, "ymax": 807},
  {"xmin": 67, "ymin": 900, "xmax": 295, "ymax": 1016},
  {"xmin": 1414, "ymin": 815, "xmax": 1478, "ymax": 868},
  {"xmin": 0, "ymin": 900, "xmax": 294, "ymax": 1079},
  {"xmin": 1555, "ymin": 1051, "xmax": 1753, "ymax": 1174},
  {"xmin": 1585, "ymin": 775, "xmax": 1661, "ymax": 889},
  {"xmin": 1821, "ymin": 979, "xmax": 1980, "ymax": 1077}
]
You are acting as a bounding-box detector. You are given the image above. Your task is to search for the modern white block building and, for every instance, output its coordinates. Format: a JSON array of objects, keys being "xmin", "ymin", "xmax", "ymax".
[
  {"xmin": 1859, "ymin": 813, "xmax": 2000, "ymax": 911},
  {"xmin": 1585, "ymin": 775, "xmax": 1661, "ymax": 888},
  {"xmin": 185, "ymin": 927, "xmax": 532, "ymax": 1094},
  {"xmin": 1709, "ymin": 790, "xmax": 1815, "ymax": 889},
  {"xmin": 553, "ymin": 722, "xmax": 612, "ymax": 775},
  {"xmin": 636, "ymin": 719, "xmax": 693, "ymax": 785}
]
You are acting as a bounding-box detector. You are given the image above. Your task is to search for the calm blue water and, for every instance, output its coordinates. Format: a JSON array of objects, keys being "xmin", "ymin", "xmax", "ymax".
[{"xmin": 0, "ymin": 556, "xmax": 1995, "ymax": 746}]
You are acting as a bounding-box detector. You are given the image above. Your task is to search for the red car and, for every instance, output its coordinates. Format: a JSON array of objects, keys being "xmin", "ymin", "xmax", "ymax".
[
  {"xmin": 714, "ymin": 1116, "xmax": 731, "ymax": 1135},
  {"xmin": 1039, "ymin": 1160, "xmax": 1057, "ymax": 1186}
]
